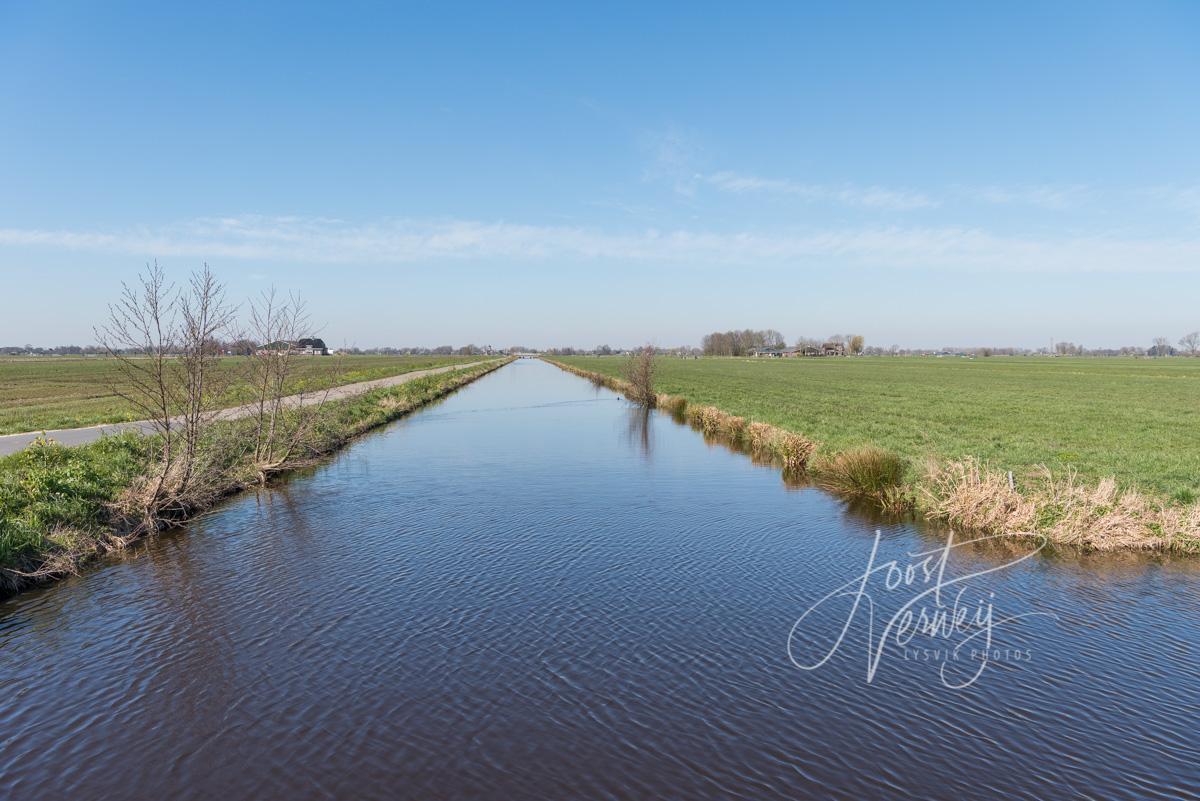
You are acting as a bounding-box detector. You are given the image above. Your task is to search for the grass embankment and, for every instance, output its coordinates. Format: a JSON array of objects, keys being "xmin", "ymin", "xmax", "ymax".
[
  {"xmin": 548, "ymin": 356, "xmax": 1200, "ymax": 552},
  {"xmin": 0, "ymin": 355, "xmax": 479, "ymax": 435},
  {"xmin": 0, "ymin": 359, "xmax": 510, "ymax": 596}
]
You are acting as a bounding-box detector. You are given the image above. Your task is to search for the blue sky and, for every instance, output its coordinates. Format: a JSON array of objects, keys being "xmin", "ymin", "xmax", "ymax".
[{"xmin": 2, "ymin": 1, "xmax": 1198, "ymax": 349}]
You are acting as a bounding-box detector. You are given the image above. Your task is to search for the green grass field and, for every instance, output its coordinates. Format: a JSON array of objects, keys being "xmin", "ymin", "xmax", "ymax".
[
  {"xmin": 557, "ymin": 355, "xmax": 1200, "ymax": 500},
  {"xmin": 0, "ymin": 355, "xmax": 478, "ymax": 435}
]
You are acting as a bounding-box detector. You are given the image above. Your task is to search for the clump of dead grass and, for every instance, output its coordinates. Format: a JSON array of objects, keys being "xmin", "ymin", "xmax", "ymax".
[
  {"xmin": 813, "ymin": 447, "xmax": 913, "ymax": 512},
  {"xmin": 744, "ymin": 422, "xmax": 815, "ymax": 472},
  {"xmin": 657, "ymin": 394, "xmax": 687, "ymax": 417},
  {"xmin": 686, "ymin": 405, "xmax": 725, "ymax": 436},
  {"xmin": 920, "ymin": 458, "xmax": 1199, "ymax": 550},
  {"xmin": 921, "ymin": 458, "xmax": 1038, "ymax": 536}
]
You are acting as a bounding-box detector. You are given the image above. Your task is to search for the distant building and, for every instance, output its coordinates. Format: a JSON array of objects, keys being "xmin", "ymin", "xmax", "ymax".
[
  {"xmin": 296, "ymin": 338, "xmax": 328, "ymax": 355},
  {"xmin": 821, "ymin": 342, "xmax": 846, "ymax": 356},
  {"xmin": 786, "ymin": 343, "xmax": 845, "ymax": 357},
  {"xmin": 256, "ymin": 338, "xmax": 329, "ymax": 356}
]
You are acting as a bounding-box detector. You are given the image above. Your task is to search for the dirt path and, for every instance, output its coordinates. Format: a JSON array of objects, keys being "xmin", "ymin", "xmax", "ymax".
[{"xmin": 0, "ymin": 360, "xmax": 496, "ymax": 457}]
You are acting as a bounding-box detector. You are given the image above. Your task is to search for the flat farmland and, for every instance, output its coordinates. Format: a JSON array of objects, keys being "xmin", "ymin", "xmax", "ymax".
[
  {"xmin": 0, "ymin": 355, "xmax": 479, "ymax": 435},
  {"xmin": 557, "ymin": 355, "xmax": 1200, "ymax": 500}
]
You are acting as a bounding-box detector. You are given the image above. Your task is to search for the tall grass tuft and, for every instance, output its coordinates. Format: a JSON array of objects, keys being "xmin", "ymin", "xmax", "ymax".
[
  {"xmin": 742, "ymin": 422, "xmax": 815, "ymax": 472},
  {"xmin": 814, "ymin": 447, "xmax": 912, "ymax": 511},
  {"xmin": 920, "ymin": 458, "xmax": 1035, "ymax": 535},
  {"xmin": 687, "ymin": 405, "xmax": 723, "ymax": 435},
  {"xmin": 917, "ymin": 458, "xmax": 1200, "ymax": 550},
  {"xmin": 657, "ymin": 393, "xmax": 687, "ymax": 418}
]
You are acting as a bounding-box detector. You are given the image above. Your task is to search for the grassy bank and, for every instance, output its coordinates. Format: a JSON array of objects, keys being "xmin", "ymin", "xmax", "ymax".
[
  {"xmin": 0, "ymin": 358, "xmax": 510, "ymax": 596},
  {"xmin": 0, "ymin": 354, "xmax": 480, "ymax": 435},
  {"xmin": 547, "ymin": 356, "xmax": 1200, "ymax": 552}
]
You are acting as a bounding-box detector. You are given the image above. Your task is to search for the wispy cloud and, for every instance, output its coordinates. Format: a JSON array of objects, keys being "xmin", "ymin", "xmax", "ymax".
[
  {"xmin": 640, "ymin": 128, "xmax": 707, "ymax": 197},
  {"xmin": 1, "ymin": 215, "xmax": 1198, "ymax": 273},
  {"xmin": 702, "ymin": 171, "xmax": 939, "ymax": 210},
  {"xmin": 962, "ymin": 184, "xmax": 1093, "ymax": 210},
  {"xmin": 702, "ymin": 171, "xmax": 1099, "ymax": 211},
  {"xmin": 1146, "ymin": 186, "xmax": 1200, "ymax": 223}
]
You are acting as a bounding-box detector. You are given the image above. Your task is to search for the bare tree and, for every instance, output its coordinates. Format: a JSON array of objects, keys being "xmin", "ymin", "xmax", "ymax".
[
  {"xmin": 246, "ymin": 289, "xmax": 339, "ymax": 476},
  {"xmin": 762, "ymin": 329, "xmax": 786, "ymax": 350},
  {"xmin": 701, "ymin": 328, "xmax": 787, "ymax": 356},
  {"xmin": 625, "ymin": 345, "xmax": 657, "ymax": 407},
  {"xmin": 175, "ymin": 265, "xmax": 237, "ymax": 488},
  {"xmin": 1179, "ymin": 331, "xmax": 1200, "ymax": 356},
  {"xmin": 96, "ymin": 263, "xmax": 236, "ymax": 528},
  {"xmin": 96, "ymin": 264, "xmax": 180, "ymax": 524},
  {"xmin": 1151, "ymin": 337, "xmax": 1172, "ymax": 357}
]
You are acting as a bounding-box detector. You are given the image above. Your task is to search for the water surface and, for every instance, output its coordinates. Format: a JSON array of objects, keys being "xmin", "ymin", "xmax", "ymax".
[{"xmin": 2, "ymin": 360, "xmax": 1197, "ymax": 799}]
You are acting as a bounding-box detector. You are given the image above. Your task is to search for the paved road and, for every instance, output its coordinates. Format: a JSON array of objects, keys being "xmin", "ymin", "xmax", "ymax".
[{"xmin": 0, "ymin": 360, "xmax": 496, "ymax": 457}]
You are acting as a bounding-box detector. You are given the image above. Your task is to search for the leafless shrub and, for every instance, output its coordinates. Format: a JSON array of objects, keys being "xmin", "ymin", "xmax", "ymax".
[
  {"xmin": 95, "ymin": 263, "xmax": 178, "ymax": 465},
  {"xmin": 176, "ymin": 265, "xmax": 238, "ymax": 486},
  {"xmin": 624, "ymin": 345, "xmax": 657, "ymax": 407},
  {"xmin": 96, "ymin": 263, "xmax": 236, "ymax": 531},
  {"xmin": 244, "ymin": 289, "xmax": 341, "ymax": 478},
  {"xmin": 1180, "ymin": 331, "xmax": 1200, "ymax": 356}
]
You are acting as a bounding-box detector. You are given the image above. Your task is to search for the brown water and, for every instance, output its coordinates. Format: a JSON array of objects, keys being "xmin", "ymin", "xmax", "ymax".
[{"xmin": 1, "ymin": 359, "xmax": 1198, "ymax": 800}]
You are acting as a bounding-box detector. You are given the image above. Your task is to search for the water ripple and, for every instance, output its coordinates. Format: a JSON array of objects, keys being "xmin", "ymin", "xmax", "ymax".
[{"xmin": 1, "ymin": 360, "xmax": 1198, "ymax": 800}]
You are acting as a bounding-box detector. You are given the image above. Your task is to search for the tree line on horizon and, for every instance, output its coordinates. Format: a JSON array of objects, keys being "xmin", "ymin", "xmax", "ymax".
[
  {"xmin": 0, "ymin": 342, "xmax": 522, "ymax": 357},
  {"xmin": 6, "ymin": 333, "xmax": 1200, "ymax": 359},
  {"xmin": 700, "ymin": 330, "xmax": 867, "ymax": 356}
]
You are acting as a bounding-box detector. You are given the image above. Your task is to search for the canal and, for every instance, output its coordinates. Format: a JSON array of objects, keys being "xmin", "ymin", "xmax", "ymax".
[{"xmin": 1, "ymin": 359, "xmax": 1197, "ymax": 799}]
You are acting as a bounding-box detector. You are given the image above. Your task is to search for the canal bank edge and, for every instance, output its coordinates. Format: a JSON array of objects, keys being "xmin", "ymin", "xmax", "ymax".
[
  {"xmin": 541, "ymin": 357, "xmax": 1200, "ymax": 554},
  {"xmin": 0, "ymin": 358, "xmax": 514, "ymax": 599}
]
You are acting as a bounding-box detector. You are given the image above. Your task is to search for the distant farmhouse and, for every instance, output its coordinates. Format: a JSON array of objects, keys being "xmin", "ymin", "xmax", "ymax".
[
  {"xmin": 751, "ymin": 342, "xmax": 846, "ymax": 358},
  {"xmin": 257, "ymin": 338, "xmax": 330, "ymax": 356}
]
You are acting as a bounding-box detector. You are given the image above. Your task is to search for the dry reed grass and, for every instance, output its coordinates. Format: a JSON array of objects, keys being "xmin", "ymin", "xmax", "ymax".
[
  {"xmin": 813, "ymin": 447, "xmax": 913, "ymax": 512},
  {"xmin": 657, "ymin": 393, "xmax": 688, "ymax": 417},
  {"xmin": 921, "ymin": 458, "xmax": 1200, "ymax": 551},
  {"xmin": 921, "ymin": 458, "xmax": 1038, "ymax": 535}
]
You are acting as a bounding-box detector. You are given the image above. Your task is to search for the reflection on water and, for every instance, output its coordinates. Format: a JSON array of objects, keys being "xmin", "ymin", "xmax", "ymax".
[
  {"xmin": 1, "ymin": 359, "xmax": 1198, "ymax": 801},
  {"xmin": 624, "ymin": 406, "xmax": 653, "ymax": 458}
]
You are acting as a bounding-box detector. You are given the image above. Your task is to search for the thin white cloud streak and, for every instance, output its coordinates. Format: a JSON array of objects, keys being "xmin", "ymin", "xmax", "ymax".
[
  {"xmin": 1, "ymin": 215, "xmax": 1198, "ymax": 272},
  {"xmin": 963, "ymin": 184, "xmax": 1093, "ymax": 210},
  {"xmin": 702, "ymin": 171, "xmax": 939, "ymax": 210},
  {"xmin": 1146, "ymin": 186, "xmax": 1200, "ymax": 222},
  {"xmin": 702, "ymin": 171, "xmax": 1099, "ymax": 211}
]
